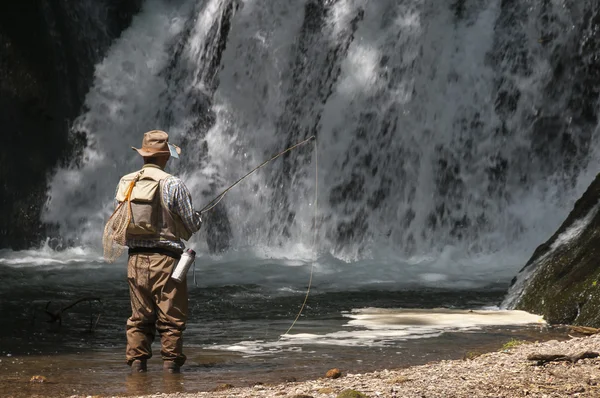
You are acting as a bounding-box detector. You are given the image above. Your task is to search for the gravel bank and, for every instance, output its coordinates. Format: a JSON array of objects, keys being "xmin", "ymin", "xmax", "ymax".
[{"xmin": 85, "ymin": 333, "xmax": 600, "ymax": 398}]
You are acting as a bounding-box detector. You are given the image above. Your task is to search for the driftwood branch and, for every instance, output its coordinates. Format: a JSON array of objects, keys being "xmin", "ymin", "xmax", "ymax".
[
  {"xmin": 44, "ymin": 297, "xmax": 102, "ymax": 329},
  {"xmin": 568, "ymin": 326, "xmax": 600, "ymax": 335},
  {"xmin": 527, "ymin": 351, "xmax": 599, "ymax": 366}
]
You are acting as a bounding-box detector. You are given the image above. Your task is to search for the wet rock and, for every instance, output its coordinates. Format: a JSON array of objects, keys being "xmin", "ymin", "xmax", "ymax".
[
  {"xmin": 506, "ymin": 172, "xmax": 600, "ymax": 327},
  {"xmin": 326, "ymin": 368, "xmax": 342, "ymax": 379}
]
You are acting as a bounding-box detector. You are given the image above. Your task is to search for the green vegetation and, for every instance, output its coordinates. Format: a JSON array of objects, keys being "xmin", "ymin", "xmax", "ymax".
[
  {"xmin": 501, "ymin": 339, "xmax": 528, "ymax": 351},
  {"xmin": 464, "ymin": 351, "xmax": 483, "ymax": 360}
]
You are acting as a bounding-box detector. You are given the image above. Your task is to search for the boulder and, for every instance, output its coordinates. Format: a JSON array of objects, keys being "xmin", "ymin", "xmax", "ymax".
[{"xmin": 505, "ymin": 173, "xmax": 600, "ymax": 326}]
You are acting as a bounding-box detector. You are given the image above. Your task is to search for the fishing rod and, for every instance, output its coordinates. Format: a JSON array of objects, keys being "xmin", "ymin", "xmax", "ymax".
[{"xmin": 198, "ymin": 135, "xmax": 316, "ymax": 214}]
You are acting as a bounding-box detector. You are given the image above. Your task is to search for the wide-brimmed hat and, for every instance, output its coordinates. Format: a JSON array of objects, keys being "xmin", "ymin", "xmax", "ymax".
[{"xmin": 132, "ymin": 130, "xmax": 181, "ymax": 158}]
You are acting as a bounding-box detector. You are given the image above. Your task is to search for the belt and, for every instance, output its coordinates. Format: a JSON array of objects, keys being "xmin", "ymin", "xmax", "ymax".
[{"xmin": 128, "ymin": 247, "xmax": 182, "ymax": 260}]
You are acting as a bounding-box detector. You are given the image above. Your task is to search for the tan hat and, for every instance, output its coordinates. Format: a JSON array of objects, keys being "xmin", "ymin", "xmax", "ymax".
[{"xmin": 132, "ymin": 130, "xmax": 181, "ymax": 158}]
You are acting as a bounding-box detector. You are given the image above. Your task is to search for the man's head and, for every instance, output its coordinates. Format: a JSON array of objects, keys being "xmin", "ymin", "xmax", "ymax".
[{"xmin": 132, "ymin": 130, "xmax": 181, "ymax": 167}]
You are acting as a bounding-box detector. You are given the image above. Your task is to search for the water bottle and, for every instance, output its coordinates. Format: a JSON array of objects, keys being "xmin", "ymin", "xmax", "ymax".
[{"xmin": 171, "ymin": 248, "xmax": 196, "ymax": 283}]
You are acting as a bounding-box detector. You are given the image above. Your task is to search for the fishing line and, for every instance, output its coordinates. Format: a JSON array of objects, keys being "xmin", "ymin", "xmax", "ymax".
[
  {"xmin": 198, "ymin": 135, "xmax": 316, "ymax": 214},
  {"xmin": 196, "ymin": 135, "xmax": 319, "ymax": 337},
  {"xmin": 280, "ymin": 135, "xmax": 318, "ymax": 338}
]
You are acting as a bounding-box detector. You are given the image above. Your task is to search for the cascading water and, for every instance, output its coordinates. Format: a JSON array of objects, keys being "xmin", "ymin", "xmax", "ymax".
[
  {"xmin": 5, "ymin": 4, "xmax": 600, "ymax": 391},
  {"xmin": 41, "ymin": 0, "xmax": 600, "ymax": 289}
]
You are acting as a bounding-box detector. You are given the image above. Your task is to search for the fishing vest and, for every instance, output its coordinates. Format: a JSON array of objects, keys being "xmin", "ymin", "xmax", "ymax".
[{"xmin": 115, "ymin": 165, "xmax": 192, "ymax": 243}]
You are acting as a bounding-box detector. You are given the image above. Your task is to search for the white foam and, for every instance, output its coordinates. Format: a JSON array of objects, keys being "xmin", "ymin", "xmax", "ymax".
[
  {"xmin": 0, "ymin": 242, "xmax": 521, "ymax": 291},
  {"xmin": 209, "ymin": 307, "xmax": 545, "ymax": 355},
  {"xmin": 0, "ymin": 242, "xmax": 104, "ymax": 268},
  {"xmin": 345, "ymin": 308, "xmax": 545, "ymax": 330}
]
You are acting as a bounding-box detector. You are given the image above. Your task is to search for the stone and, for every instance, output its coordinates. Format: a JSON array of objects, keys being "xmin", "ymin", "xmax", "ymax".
[{"xmin": 326, "ymin": 368, "xmax": 342, "ymax": 379}]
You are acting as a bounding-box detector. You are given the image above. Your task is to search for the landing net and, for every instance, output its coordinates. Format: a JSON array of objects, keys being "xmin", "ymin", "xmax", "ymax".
[{"xmin": 103, "ymin": 176, "xmax": 138, "ymax": 263}]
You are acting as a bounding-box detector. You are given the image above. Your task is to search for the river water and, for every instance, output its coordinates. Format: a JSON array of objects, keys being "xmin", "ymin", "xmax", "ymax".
[
  {"xmin": 0, "ymin": 248, "xmax": 567, "ymax": 397},
  {"xmin": 5, "ymin": 1, "xmax": 600, "ymax": 395}
]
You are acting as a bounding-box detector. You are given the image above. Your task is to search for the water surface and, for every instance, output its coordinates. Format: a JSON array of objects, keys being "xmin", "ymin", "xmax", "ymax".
[{"xmin": 0, "ymin": 261, "xmax": 567, "ymax": 397}]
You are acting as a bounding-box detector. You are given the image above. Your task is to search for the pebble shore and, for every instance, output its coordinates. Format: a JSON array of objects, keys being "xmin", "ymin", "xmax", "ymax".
[{"xmin": 86, "ymin": 333, "xmax": 600, "ymax": 398}]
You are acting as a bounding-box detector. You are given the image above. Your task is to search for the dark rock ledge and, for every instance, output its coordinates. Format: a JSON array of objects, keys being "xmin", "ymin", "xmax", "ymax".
[{"xmin": 506, "ymin": 173, "xmax": 600, "ymax": 327}]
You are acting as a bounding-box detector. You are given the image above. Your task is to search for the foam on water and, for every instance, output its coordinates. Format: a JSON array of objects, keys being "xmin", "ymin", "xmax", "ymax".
[
  {"xmin": 210, "ymin": 308, "xmax": 545, "ymax": 355},
  {"xmin": 345, "ymin": 308, "xmax": 545, "ymax": 329},
  {"xmin": 0, "ymin": 240, "xmax": 520, "ymax": 291},
  {"xmin": 0, "ymin": 243, "xmax": 104, "ymax": 268}
]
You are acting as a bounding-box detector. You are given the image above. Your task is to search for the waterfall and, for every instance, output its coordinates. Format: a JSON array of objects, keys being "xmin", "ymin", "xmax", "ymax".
[{"xmin": 42, "ymin": 0, "xmax": 600, "ymax": 286}]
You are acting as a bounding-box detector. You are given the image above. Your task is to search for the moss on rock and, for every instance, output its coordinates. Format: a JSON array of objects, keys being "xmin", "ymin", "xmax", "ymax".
[{"xmin": 511, "ymin": 172, "xmax": 600, "ymax": 327}]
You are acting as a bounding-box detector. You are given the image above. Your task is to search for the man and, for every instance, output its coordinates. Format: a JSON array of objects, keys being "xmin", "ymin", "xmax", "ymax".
[{"xmin": 114, "ymin": 130, "xmax": 202, "ymax": 374}]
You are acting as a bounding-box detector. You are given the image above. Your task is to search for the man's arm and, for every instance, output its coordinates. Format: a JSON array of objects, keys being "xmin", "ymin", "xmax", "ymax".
[{"xmin": 165, "ymin": 177, "xmax": 203, "ymax": 234}]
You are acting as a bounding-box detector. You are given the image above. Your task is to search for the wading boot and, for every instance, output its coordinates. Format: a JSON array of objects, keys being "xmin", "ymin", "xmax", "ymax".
[
  {"xmin": 130, "ymin": 359, "xmax": 147, "ymax": 373},
  {"xmin": 163, "ymin": 361, "xmax": 181, "ymax": 374}
]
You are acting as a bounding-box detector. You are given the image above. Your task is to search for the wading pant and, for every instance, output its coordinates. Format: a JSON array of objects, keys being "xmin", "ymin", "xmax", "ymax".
[{"xmin": 126, "ymin": 252, "xmax": 187, "ymax": 366}]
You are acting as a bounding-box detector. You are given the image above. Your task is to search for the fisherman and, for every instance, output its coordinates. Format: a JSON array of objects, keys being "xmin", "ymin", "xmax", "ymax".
[{"xmin": 114, "ymin": 130, "xmax": 202, "ymax": 374}]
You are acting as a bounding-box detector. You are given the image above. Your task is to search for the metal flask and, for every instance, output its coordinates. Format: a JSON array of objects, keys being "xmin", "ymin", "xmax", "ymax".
[{"xmin": 171, "ymin": 248, "xmax": 196, "ymax": 283}]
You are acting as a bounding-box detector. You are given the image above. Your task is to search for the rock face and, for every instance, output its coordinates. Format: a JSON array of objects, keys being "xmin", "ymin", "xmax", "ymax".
[
  {"xmin": 0, "ymin": 0, "xmax": 142, "ymax": 249},
  {"xmin": 505, "ymin": 173, "xmax": 600, "ymax": 327}
]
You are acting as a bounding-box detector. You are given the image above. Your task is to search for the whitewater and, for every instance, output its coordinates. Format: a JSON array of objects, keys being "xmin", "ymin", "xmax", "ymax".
[
  {"xmin": 16, "ymin": 0, "xmax": 593, "ymax": 290},
  {"xmin": 5, "ymin": 3, "xmax": 600, "ymax": 394}
]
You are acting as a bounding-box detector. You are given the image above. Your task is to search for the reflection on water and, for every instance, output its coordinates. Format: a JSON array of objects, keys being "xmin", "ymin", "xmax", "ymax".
[
  {"xmin": 0, "ymin": 325, "xmax": 570, "ymax": 397},
  {"xmin": 125, "ymin": 373, "xmax": 185, "ymax": 395},
  {"xmin": 0, "ymin": 264, "xmax": 570, "ymax": 397}
]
